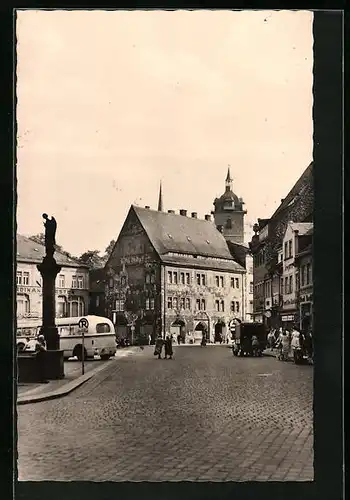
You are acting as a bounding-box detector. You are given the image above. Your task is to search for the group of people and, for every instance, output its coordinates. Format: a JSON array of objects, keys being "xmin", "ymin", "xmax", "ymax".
[
  {"xmin": 154, "ymin": 334, "xmax": 174, "ymax": 359},
  {"xmin": 21, "ymin": 334, "xmax": 47, "ymax": 353},
  {"xmin": 267, "ymin": 326, "xmax": 313, "ymax": 362}
]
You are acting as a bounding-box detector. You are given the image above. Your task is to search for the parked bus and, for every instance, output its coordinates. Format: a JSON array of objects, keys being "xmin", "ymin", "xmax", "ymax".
[{"xmin": 16, "ymin": 315, "xmax": 117, "ymax": 361}]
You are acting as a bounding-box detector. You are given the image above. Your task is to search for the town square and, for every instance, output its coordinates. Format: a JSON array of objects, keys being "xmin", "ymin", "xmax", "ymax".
[{"xmin": 15, "ymin": 9, "xmax": 316, "ymax": 484}]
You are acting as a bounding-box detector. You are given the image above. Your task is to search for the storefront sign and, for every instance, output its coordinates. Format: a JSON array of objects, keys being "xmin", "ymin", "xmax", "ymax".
[
  {"xmin": 281, "ymin": 315, "xmax": 294, "ymax": 322},
  {"xmin": 17, "ymin": 286, "xmax": 41, "ymax": 294}
]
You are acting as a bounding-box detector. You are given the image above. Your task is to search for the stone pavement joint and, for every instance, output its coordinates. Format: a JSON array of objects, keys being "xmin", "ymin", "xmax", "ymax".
[{"xmin": 17, "ymin": 345, "xmax": 313, "ymax": 482}]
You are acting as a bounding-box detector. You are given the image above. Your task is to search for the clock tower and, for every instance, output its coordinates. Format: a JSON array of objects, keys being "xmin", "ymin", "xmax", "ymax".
[{"xmin": 212, "ymin": 168, "xmax": 247, "ymax": 244}]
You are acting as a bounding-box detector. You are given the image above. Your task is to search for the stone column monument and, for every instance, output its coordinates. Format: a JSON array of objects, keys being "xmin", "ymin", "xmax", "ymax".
[{"xmin": 37, "ymin": 213, "xmax": 65, "ymax": 379}]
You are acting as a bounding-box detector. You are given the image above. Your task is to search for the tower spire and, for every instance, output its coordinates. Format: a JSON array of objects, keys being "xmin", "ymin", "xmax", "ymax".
[
  {"xmin": 157, "ymin": 181, "xmax": 163, "ymax": 211},
  {"xmin": 225, "ymin": 166, "xmax": 233, "ymax": 192}
]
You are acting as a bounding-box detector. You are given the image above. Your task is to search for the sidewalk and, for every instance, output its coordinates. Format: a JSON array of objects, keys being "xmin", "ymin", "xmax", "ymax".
[{"xmin": 17, "ymin": 347, "xmax": 138, "ymax": 405}]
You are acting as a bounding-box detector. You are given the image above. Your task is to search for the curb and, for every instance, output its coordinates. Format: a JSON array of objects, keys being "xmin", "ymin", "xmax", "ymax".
[
  {"xmin": 17, "ymin": 347, "xmax": 139, "ymax": 405},
  {"xmin": 17, "ymin": 360, "xmax": 114, "ymax": 405}
]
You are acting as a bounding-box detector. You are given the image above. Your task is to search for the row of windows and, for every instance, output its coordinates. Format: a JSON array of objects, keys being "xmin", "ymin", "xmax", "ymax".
[
  {"xmin": 17, "ymin": 294, "xmax": 85, "ymax": 318},
  {"xmin": 167, "ymin": 271, "xmax": 240, "ymax": 288},
  {"xmin": 168, "ymin": 297, "xmax": 191, "ymax": 309},
  {"xmin": 17, "ymin": 271, "xmax": 86, "ymax": 289},
  {"xmin": 168, "ymin": 272, "xmax": 190, "ymax": 285},
  {"xmin": 16, "ymin": 271, "xmax": 30, "ymax": 285},
  {"xmin": 114, "ymin": 298, "xmax": 156, "ymax": 312},
  {"xmin": 167, "ymin": 297, "xmax": 240, "ymax": 313}
]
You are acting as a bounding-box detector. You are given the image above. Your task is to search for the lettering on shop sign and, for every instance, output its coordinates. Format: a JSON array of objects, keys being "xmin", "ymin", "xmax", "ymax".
[{"xmin": 17, "ymin": 286, "xmax": 41, "ymax": 294}]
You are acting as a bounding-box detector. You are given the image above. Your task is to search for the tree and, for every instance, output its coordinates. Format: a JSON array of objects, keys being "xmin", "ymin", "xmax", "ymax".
[
  {"xmin": 29, "ymin": 233, "xmax": 65, "ymax": 254},
  {"xmin": 29, "ymin": 233, "xmax": 45, "ymax": 246},
  {"xmin": 77, "ymin": 250, "xmax": 104, "ymax": 269},
  {"xmin": 103, "ymin": 239, "xmax": 116, "ymax": 261}
]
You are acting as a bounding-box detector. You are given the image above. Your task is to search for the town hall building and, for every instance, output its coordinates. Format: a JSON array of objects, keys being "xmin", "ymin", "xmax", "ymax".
[{"xmin": 104, "ymin": 191, "xmax": 247, "ymax": 344}]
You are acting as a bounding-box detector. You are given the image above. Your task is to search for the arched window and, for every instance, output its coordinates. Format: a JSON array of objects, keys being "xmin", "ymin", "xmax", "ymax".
[
  {"xmin": 17, "ymin": 294, "xmax": 30, "ymax": 317},
  {"xmin": 57, "ymin": 296, "xmax": 67, "ymax": 318},
  {"xmin": 69, "ymin": 297, "xmax": 85, "ymax": 317}
]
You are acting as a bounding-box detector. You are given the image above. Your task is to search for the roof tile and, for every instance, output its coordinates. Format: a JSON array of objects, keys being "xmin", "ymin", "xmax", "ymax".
[{"xmin": 16, "ymin": 234, "xmax": 86, "ymax": 268}]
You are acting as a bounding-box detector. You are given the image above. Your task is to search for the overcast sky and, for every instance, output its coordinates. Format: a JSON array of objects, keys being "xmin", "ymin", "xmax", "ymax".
[{"xmin": 16, "ymin": 9, "xmax": 313, "ymax": 256}]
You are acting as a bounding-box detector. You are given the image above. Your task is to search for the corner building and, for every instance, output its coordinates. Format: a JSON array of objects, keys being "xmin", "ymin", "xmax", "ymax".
[
  {"xmin": 16, "ymin": 234, "xmax": 89, "ymax": 320},
  {"xmin": 104, "ymin": 205, "xmax": 246, "ymax": 343}
]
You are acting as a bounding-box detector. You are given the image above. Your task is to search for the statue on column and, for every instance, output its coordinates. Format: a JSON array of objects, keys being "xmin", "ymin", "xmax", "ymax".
[{"xmin": 42, "ymin": 213, "xmax": 57, "ymax": 256}]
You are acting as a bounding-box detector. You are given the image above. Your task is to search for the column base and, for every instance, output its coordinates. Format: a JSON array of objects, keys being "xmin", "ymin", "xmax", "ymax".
[{"xmin": 43, "ymin": 350, "xmax": 65, "ymax": 380}]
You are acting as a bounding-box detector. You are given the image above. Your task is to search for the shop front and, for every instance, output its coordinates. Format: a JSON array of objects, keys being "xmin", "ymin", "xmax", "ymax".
[{"xmin": 280, "ymin": 312, "xmax": 296, "ymax": 331}]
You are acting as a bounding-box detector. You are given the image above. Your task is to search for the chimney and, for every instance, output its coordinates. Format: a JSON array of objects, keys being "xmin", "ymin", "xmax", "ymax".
[
  {"xmin": 179, "ymin": 209, "xmax": 187, "ymax": 216},
  {"xmin": 205, "ymin": 214, "xmax": 211, "ymax": 221},
  {"xmin": 168, "ymin": 209, "xmax": 175, "ymax": 214},
  {"xmin": 217, "ymin": 225, "xmax": 224, "ymax": 233},
  {"xmin": 191, "ymin": 212, "xmax": 198, "ymax": 218},
  {"xmin": 145, "ymin": 206, "xmax": 150, "ymax": 209}
]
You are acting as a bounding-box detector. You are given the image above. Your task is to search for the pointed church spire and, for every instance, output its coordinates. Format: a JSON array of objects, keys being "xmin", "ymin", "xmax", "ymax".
[
  {"xmin": 157, "ymin": 181, "xmax": 164, "ymax": 211},
  {"xmin": 225, "ymin": 166, "xmax": 233, "ymax": 192}
]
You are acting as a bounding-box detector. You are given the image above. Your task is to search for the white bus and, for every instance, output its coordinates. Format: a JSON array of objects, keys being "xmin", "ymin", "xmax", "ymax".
[{"xmin": 16, "ymin": 315, "xmax": 117, "ymax": 361}]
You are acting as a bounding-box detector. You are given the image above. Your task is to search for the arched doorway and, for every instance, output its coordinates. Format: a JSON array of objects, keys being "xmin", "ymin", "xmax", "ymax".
[
  {"xmin": 214, "ymin": 321, "xmax": 226, "ymax": 343},
  {"xmin": 171, "ymin": 319, "xmax": 186, "ymax": 344},
  {"xmin": 194, "ymin": 321, "xmax": 208, "ymax": 343}
]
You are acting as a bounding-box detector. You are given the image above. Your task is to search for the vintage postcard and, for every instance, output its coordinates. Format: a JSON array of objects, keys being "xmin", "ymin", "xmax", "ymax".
[{"xmin": 16, "ymin": 9, "xmax": 315, "ymax": 483}]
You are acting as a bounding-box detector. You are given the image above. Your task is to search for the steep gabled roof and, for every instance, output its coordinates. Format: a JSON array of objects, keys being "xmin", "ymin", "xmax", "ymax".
[
  {"xmin": 270, "ymin": 162, "xmax": 313, "ymax": 220},
  {"xmin": 16, "ymin": 234, "xmax": 86, "ymax": 268},
  {"xmin": 133, "ymin": 205, "xmax": 235, "ymax": 261}
]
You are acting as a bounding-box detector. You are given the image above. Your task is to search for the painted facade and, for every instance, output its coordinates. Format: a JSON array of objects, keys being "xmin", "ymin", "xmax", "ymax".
[{"xmin": 104, "ymin": 205, "xmax": 246, "ymax": 344}]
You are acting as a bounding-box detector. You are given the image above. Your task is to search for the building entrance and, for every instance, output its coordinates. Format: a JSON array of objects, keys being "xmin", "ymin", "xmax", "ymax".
[
  {"xmin": 214, "ymin": 321, "xmax": 225, "ymax": 343},
  {"xmin": 170, "ymin": 319, "xmax": 186, "ymax": 343},
  {"xmin": 194, "ymin": 321, "xmax": 208, "ymax": 343}
]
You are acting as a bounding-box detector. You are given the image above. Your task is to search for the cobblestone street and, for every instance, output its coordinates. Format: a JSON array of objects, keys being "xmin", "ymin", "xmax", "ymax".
[{"xmin": 17, "ymin": 345, "xmax": 314, "ymax": 482}]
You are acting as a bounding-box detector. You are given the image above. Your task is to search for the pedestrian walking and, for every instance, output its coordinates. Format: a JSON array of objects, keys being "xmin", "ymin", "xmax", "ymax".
[
  {"xmin": 303, "ymin": 329, "xmax": 313, "ymax": 360},
  {"xmin": 164, "ymin": 335, "xmax": 173, "ymax": 359},
  {"xmin": 177, "ymin": 334, "xmax": 181, "ymax": 346},
  {"xmin": 277, "ymin": 329, "xmax": 290, "ymax": 361},
  {"xmin": 252, "ymin": 335, "xmax": 260, "ymax": 356},
  {"xmin": 154, "ymin": 334, "xmax": 164, "ymax": 359},
  {"xmin": 267, "ymin": 330, "xmax": 275, "ymax": 351},
  {"xmin": 200, "ymin": 332, "xmax": 207, "ymax": 347}
]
